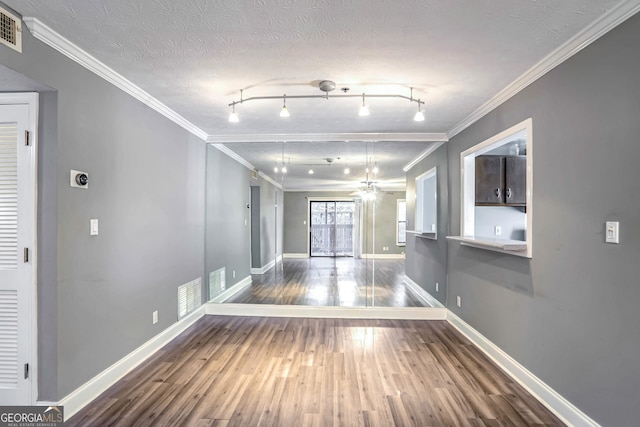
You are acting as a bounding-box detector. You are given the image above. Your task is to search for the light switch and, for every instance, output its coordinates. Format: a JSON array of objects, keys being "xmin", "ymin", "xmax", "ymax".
[
  {"xmin": 605, "ymin": 221, "xmax": 619, "ymax": 244},
  {"xmin": 90, "ymin": 219, "xmax": 99, "ymax": 236}
]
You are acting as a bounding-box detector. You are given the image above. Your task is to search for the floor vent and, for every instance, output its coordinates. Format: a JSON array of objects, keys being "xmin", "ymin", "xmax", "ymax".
[
  {"xmin": 209, "ymin": 267, "xmax": 226, "ymax": 300},
  {"xmin": 0, "ymin": 7, "xmax": 21, "ymax": 53},
  {"xmin": 177, "ymin": 278, "xmax": 201, "ymax": 320}
]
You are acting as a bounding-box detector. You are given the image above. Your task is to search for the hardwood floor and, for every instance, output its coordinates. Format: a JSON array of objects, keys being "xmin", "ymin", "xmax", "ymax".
[
  {"xmin": 227, "ymin": 258, "xmax": 427, "ymax": 307},
  {"xmin": 67, "ymin": 316, "xmax": 563, "ymax": 426}
]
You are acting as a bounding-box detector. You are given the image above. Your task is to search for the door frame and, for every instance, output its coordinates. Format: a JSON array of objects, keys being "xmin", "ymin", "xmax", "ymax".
[
  {"xmin": 307, "ymin": 197, "xmax": 355, "ymax": 257},
  {"xmin": 0, "ymin": 92, "xmax": 39, "ymax": 404}
]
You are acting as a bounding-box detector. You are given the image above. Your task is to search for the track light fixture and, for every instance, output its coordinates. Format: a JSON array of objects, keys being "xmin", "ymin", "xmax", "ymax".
[
  {"xmin": 228, "ymin": 103, "xmax": 239, "ymax": 123},
  {"xmin": 414, "ymin": 99, "xmax": 425, "ymax": 122},
  {"xmin": 359, "ymin": 93, "xmax": 370, "ymax": 116},
  {"xmin": 280, "ymin": 94, "xmax": 290, "ymax": 117},
  {"xmin": 228, "ymin": 82, "xmax": 425, "ymax": 122}
]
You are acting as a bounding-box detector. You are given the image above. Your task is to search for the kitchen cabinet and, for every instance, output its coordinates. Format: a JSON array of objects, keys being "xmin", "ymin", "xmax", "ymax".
[{"xmin": 475, "ymin": 155, "xmax": 526, "ymax": 206}]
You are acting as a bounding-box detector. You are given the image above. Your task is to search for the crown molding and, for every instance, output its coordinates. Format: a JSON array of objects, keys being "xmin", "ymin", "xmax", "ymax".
[
  {"xmin": 23, "ymin": 17, "xmax": 209, "ymax": 141},
  {"xmin": 403, "ymin": 142, "xmax": 445, "ymax": 172},
  {"xmin": 207, "ymin": 143, "xmax": 255, "ymax": 171},
  {"xmin": 207, "ymin": 133, "xmax": 448, "ymax": 143},
  {"xmin": 446, "ymin": 0, "xmax": 640, "ymax": 139},
  {"xmin": 257, "ymin": 171, "xmax": 283, "ymax": 190}
]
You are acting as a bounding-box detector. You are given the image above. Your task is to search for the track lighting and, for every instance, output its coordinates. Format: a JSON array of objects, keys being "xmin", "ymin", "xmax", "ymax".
[
  {"xmin": 414, "ymin": 99, "xmax": 425, "ymax": 122},
  {"xmin": 228, "ymin": 81, "xmax": 426, "ymax": 122},
  {"xmin": 281, "ymin": 165, "xmax": 287, "ymax": 173},
  {"xmin": 344, "ymin": 166, "xmax": 350, "ymax": 175},
  {"xmin": 308, "ymin": 169, "xmax": 314, "ymax": 175},
  {"xmin": 359, "ymin": 93, "xmax": 369, "ymax": 116},
  {"xmin": 372, "ymin": 164, "xmax": 379, "ymax": 174},
  {"xmin": 229, "ymin": 104, "xmax": 239, "ymax": 123},
  {"xmin": 280, "ymin": 94, "xmax": 290, "ymax": 117}
]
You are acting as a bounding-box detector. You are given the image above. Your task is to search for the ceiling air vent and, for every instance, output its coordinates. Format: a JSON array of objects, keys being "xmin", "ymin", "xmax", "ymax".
[{"xmin": 0, "ymin": 8, "xmax": 21, "ymax": 53}]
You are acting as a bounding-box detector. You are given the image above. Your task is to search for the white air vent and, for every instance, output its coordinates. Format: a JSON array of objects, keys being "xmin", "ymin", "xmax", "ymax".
[
  {"xmin": 177, "ymin": 278, "xmax": 201, "ymax": 320},
  {"xmin": 0, "ymin": 290, "xmax": 18, "ymax": 388},
  {"xmin": 208, "ymin": 267, "xmax": 226, "ymax": 300},
  {"xmin": 0, "ymin": 123, "xmax": 18, "ymax": 270},
  {"xmin": 0, "ymin": 8, "xmax": 22, "ymax": 53}
]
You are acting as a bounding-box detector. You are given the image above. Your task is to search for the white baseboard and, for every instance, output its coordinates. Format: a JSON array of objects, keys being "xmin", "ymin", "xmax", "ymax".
[
  {"xmin": 250, "ymin": 258, "xmax": 275, "ymax": 275},
  {"xmin": 403, "ymin": 276, "xmax": 445, "ymax": 308},
  {"xmin": 59, "ymin": 306, "xmax": 206, "ymax": 420},
  {"xmin": 283, "ymin": 253, "xmax": 309, "ymax": 259},
  {"xmin": 446, "ymin": 311, "xmax": 600, "ymax": 427},
  {"xmin": 362, "ymin": 253, "xmax": 405, "ymax": 259},
  {"xmin": 250, "ymin": 255, "xmax": 285, "ymax": 274},
  {"xmin": 205, "ymin": 303, "xmax": 446, "ymax": 320},
  {"xmin": 208, "ymin": 275, "xmax": 252, "ymax": 303}
]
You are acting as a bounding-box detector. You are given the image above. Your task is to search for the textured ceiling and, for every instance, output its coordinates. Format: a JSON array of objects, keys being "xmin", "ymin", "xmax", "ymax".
[{"xmin": 3, "ymin": 0, "xmax": 624, "ymax": 189}]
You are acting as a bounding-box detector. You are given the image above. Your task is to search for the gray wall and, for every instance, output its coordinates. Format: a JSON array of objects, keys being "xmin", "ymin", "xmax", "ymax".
[
  {"xmin": 0, "ymin": 21, "xmax": 206, "ymax": 400},
  {"xmin": 249, "ymin": 176, "xmax": 281, "ymax": 269},
  {"xmin": 445, "ymin": 14, "xmax": 640, "ymax": 426},
  {"xmin": 283, "ymin": 191, "xmax": 405, "ymax": 255},
  {"xmin": 250, "ymin": 186, "xmax": 261, "ymax": 268},
  {"xmin": 205, "ymin": 145, "xmax": 251, "ymax": 288},
  {"xmin": 363, "ymin": 191, "xmax": 405, "ymax": 255},
  {"xmin": 405, "ymin": 143, "xmax": 448, "ymax": 305}
]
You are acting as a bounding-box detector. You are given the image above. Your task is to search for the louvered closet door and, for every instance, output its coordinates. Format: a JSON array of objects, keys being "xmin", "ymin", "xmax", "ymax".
[{"xmin": 0, "ymin": 103, "xmax": 33, "ymax": 405}]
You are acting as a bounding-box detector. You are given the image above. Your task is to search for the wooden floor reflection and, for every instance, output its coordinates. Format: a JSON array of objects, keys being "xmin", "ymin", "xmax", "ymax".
[{"xmin": 225, "ymin": 257, "xmax": 428, "ymax": 307}]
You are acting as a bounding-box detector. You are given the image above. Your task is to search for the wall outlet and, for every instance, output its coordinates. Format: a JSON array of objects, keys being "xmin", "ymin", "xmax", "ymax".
[
  {"xmin": 456, "ymin": 296, "xmax": 461, "ymax": 307},
  {"xmin": 494, "ymin": 226, "xmax": 502, "ymax": 236},
  {"xmin": 152, "ymin": 310, "xmax": 158, "ymax": 324},
  {"xmin": 232, "ymin": 270, "xmax": 236, "ymax": 279},
  {"xmin": 435, "ymin": 282, "xmax": 439, "ymax": 292}
]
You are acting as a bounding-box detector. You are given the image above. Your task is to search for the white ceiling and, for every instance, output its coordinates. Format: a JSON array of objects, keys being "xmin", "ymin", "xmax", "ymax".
[{"xmin": 4, "ymin": 0, "xmax": 626, "ymax": 189}]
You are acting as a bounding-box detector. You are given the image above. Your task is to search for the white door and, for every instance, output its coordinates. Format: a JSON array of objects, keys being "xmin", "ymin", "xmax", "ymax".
[{"xmin": 0, "ymin": 94, "xmax": 37, "ymax": 405}]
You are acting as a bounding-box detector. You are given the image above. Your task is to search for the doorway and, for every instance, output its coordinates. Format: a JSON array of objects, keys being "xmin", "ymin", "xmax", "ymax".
[
  {"xmin": 310, "ymin": 201, "xmax": 355, "ymax": 257},
  {"xmin": 0, "ymin": 93, "xmax": 38, "ymax": 405}
]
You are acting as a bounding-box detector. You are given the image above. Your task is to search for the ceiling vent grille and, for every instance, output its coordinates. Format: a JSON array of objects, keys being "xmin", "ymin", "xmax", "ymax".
[{"xmin": 0, "ymin": 7, "xmax": 21, "ymax": 53}]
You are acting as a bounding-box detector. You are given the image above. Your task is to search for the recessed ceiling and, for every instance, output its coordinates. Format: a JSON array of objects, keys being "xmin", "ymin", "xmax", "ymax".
[{"xmin": 4, "ymin": 0, "xmax": 625, "ymax": 189}]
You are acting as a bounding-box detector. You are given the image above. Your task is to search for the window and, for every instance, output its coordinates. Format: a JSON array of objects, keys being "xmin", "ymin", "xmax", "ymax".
[
  {"xmin": 396, "ymin": 199, "xmax": 406, "ymax": 246},
  {"xmin": 447, "ymin": 118, "xmax": 532, "ymax": 257},
  {"xmin": 412, "ymin": 167, "xmax": 437, "ymax": 239}
]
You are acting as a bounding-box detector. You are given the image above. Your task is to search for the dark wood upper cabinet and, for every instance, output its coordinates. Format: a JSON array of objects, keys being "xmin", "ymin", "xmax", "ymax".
[
  {"xmin": 475, "ymin": 156, "xmax": 504, "ymax": 204},
  {"xmin": 505, "ymin": 156, "xmax": 526, "ymax": 205},
  {"xmin": 475, "ymin": 155, "xmax": 526, "ymax": 206}
]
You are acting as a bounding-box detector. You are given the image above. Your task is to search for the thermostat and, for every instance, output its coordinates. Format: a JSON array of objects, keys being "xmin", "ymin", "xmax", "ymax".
[{"xmin": 70, "ymin": 170, "xmax": 89, "ymax": 189}]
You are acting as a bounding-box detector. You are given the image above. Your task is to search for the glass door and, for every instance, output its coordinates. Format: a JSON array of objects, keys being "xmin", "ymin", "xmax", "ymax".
[{"xmin": 310, "ymin": 201, "xmax": 355, "ymax": 257}]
